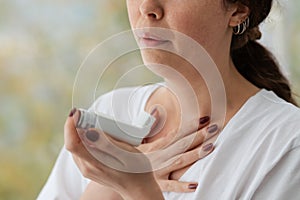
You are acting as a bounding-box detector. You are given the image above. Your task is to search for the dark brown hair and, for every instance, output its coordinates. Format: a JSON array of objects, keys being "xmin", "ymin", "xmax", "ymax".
[{"xmin": 225, "ymin": 0, "xmax": 298, "ymax": 105}]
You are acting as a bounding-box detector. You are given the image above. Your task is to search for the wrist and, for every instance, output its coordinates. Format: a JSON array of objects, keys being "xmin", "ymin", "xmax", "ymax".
[{"xmin": 119, "ymin": 173, "xmax": 164, "ymax": 200}]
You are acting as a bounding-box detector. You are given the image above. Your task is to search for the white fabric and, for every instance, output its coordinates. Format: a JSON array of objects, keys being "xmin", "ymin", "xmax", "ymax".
[
  {"xmin": 165, "ymin": 89, "xmax": 300, "ymax": 200},
  {"xmin": 38, "ymin": 85, "xmax": 300, "ymax": 200},
  {"xmin": 37, "ymin": 84, "xmax": 161, "ymax": 200}
]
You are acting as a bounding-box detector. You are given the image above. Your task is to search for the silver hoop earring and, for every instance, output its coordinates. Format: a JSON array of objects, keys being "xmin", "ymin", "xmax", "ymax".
[{"xmin": 233, "ymin": 17, "xmax": 250, "ymax": 35}]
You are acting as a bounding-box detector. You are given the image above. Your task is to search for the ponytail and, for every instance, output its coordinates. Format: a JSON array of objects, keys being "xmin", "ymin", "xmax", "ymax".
[
  {"xmin": 224, "ymin": 0, "xmax": 298, "ymax": 106},
  {"xmin": 231, "ymin": 40, "xmax": 298, "ymax": 106}
]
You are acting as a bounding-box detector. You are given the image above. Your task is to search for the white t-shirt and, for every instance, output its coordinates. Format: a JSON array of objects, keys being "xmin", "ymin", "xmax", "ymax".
[{"xmin": 38, "ymin": 85, "xmax": 300, "ymax": 200}]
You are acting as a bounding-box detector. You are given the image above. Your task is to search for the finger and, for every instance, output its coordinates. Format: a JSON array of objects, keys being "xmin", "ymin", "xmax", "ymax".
[
  {"xmin": 168, "ymin": 165, "xmax": 191, "ymax": 181},
  {"xmin": 65, "ymin": 108, "xmax": 95, "ymax": 154},
  {"xmin": 199, "ymin": 142, "xmax": 214, "ymax": 158},
  {"xmin": 82, "ymin": 128, "xmax": 152, "ymax": 173},
  {"xmin": 198, "ymin": 116, "xmax": 210, "ymax": 130},
  {"xmin": 145, "ymin": 105, "xmax": 166, "ymax": 142},
  {"xmin": 138, "ymin": 135, "xmax": 169, "ymax": 152},
  {"xmin": 158, "ymin": 180, "xmax": 198, "ymax": 193},
  {"xmin": 152, "ymin": 138, "xmax": 214, "ymax": 177},
  {"xmin": 163, "ymin": 148, "xmax": 200, "ymax": 172},
  {"xmin": 150, "ymin": 107, "xmax": 160, "ymax": 131},
  {"xmin": 180, "ymin": 122, "xmax": 217, "ymax": 151},
  {"xmin": 147, "ymin": 123, "xmax": 216, "ymax": 169},
  {"xmin": 64, "ymin": 110, "xmax": 85, "ymax": 153},
  {"xmin": 83, "ymin": 129, "xmax": 131, "ymax": 169},
  {"xmin": 157, "ymin": 132, "xmax": 199, "ymax": 161},
  {"xmin": 166, "ymin": 143, "xmax": 214, "ymax": 180},
  {"xmin": 65, "ymin": 109, "xmax": 106, "ymax": 169},
  {"xmin": 170, "ymin": 122, "xmax": 219, "ymax": 153},
  {"xmin": 170, "ymin": 121, "xmax": 200, "ymax": 144},
  {"xmin": 83, "ymin": 128, "xmax": 140, "ymax": 153},
  {"xmin": 139, "ymin": 116, "xmax": 209, "ymax": 153},
  {"xmin": 177, "ymin": 130, "xmax": 205, "ymax": 151},
  {"xmin": 204, "ymin": 124, "xmax": 219, "ymax": 141},
  {"xmin": 65, "ymin": 109, "xmax": 134, "ymax": 183},
  {"xmin": 82, "ymin": 129, "xmax": 130, "ymax": 169},
  {"xmin": 64, "ymin": 124, "xmax": 106, "ymax": 181},
  {"xmin": 145, "ymin": 132, "xmax": 202, "ymax": 168},
  {"xmin": 160, "ymin": 141, "xmax": 212, "ymax": 174},
  {"xmin": 72, "ymin": 152, "xmax": 111, "ymax": 185}
]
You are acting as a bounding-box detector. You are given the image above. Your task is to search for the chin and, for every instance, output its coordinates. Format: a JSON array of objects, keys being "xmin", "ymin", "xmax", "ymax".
[
  {"xmin": 141, "ymin": 50, "xmax": 162, "ymax": 63},
  {"xmin": 141, "ymin": 49, "xmax": 185, "ymax": 78}
]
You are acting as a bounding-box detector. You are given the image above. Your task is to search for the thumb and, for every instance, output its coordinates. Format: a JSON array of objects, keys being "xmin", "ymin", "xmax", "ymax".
[
  {"xmin": 150, "ymin": 107, "xmax": 160, "ymax": 131},
  {"xmin": 158, "ymin": 180, "xmax": 198, "ymax": 193},
  {"xmin": 142, "ymin": 107, "xmax": 161, "ymax": 144}
]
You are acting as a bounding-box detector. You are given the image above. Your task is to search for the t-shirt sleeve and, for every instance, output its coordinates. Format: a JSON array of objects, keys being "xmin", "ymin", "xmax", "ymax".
[
  {"xmin": 37, "ymin": 85, "xmax": 155, "ymax": 199},
  {"xmin": 36, "ymin": 91, "xmax": 117, "ymax": 199},
  {"xmin": 37, "ymin": 147, "xmax": 89, "ymax": 200},
  {"xmin": 252, "ymin": 146, "xmax": 300, "ymax": 200}
]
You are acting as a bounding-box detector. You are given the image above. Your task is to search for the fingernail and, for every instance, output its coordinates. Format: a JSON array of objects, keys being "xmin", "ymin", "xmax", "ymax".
[
  {"xmin": 86, "ymin": 130, "xmax": 99, "ymax": 142},
  {"xmin": 188, "ymin": 183, "xmax": 198, "ymax": 189},
  {"xmin": 69, "ymin": 108, "xmax": 77, "ymax": 117},
  {"xmin": 207, "ymin": 124, "xmax": 218, "ymax": 134},
  {"xmin": 150, "ymin": 107, "xmax": 158, "ymax": 115},
  {"xmin": 199, "ymin": 116, "xmax": 210, "ymax": 125},
  {"xmin": 202, "ymin": 143, "xmax": 213, "ymax": 152}
]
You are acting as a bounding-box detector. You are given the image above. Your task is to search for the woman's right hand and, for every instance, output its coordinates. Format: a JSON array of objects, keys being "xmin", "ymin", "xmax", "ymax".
[
  {"xmin": 80, "ymin": 116, "xmax": 217, "ymax": 200},
  {"xmin": 66, "ymin": 110, "xmax": 164, "ymax": 200},
  {"xmin": 137, "ymin": 115, "xmax": 217, "ymax": 193}
]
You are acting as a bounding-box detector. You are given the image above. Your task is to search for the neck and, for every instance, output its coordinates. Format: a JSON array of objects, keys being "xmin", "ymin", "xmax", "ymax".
[
  {"xmin": 144, "ymin": 35, "xmax": 259, "ymax": 132},
  {"xmin": 162, "ymin": 57, "xmax": 259, "ymax": 129},
  {"xmin": 144, "ymin": 57, "xmax": 259, "ymax": 143}
]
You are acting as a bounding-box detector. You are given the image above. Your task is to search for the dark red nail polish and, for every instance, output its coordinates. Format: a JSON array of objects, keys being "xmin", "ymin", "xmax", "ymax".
[
  {"xmin": 150, "ymin": 107, "xmax": 158, "ymax": 115},
  {"xmin": 203, "ymin": 143, "xmax": 213, "ymax": 152},
  {"xmin": 207, "ymin": 124, "xmax": 218, "ymax": 134},
  {"xmin": 69, "ymin": 108, "xmax": 77, "ymax": 117},
  {"xmin": 188, "ymin": 183, "xmax": 198, "ymax": 189},
  {"xmin": 199, "ymin": 116, "xmax": 210, "ymax": 125},
  {"xmin": 86, "ymin": 130, "xmax": 99, "ymax": 142}
]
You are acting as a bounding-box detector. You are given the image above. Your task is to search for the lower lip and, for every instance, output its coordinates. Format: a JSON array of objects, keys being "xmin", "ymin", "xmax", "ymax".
[{"xmin": 139, "ymin": 38, "xmax": 170, "ymax": 47}]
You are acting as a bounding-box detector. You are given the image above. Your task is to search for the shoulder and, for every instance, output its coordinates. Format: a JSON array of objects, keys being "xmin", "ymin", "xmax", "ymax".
[
  {"xmin": 37, "ymin": 147, "xmax": 90, "ymax": 199},
  {"xmin": 228, "ymin": 89, "xmax": 300, "ymax": 149},
  {"xmin": 258, "ymin": 89, "xmax": 300, "ymax": 126},
  {"xmin": 252, "ymin": 89, "xmax": 300, "ymax": 147},
  {"xmin": 91, "ymin": 84, "xmax": 160, "ymax": 111},
  {"xmin": 89, "ymin": 84, "xmax": 161, "ymax": 122}
]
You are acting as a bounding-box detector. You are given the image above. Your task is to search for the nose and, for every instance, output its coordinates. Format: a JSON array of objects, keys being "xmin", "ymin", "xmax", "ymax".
[{"xmin": 139, "ymin": 0, "xmax": 164, "ymax": 20}]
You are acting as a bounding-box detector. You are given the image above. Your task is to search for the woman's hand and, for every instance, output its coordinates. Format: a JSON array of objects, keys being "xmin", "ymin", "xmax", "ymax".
[
  {"xmin": 66, "ymin": 108, "xmax": 217, "ymax": 198},
  {"xmin": 80, "ymin": 181, "xmax": 124, "ymax": 200},
  {"xmin": 137, "ymin": 115, "xmax": 216, "ymax": 193},
  {"xmin": 65, "ymin": 109, "xmax": 164, "ymax": 200}
]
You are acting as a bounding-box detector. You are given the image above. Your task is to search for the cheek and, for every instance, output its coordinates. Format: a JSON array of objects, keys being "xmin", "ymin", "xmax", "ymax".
[
  {"xmin": 172, "ymin": 12, "xmax": 228, "ymax": 49},
  {"xmin": 167, "ymin": 1, "xmax": 229, "ymax": 47},
  {"xmin": 126, "ymin": 0, "xmax": 139, "ymax": 28},
  {"xmin": 170, "ymin": 16, "xmax": 210, "ymax": 47}
]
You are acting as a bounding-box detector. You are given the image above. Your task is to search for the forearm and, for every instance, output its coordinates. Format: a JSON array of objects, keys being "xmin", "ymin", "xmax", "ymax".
[
  {"xmin": 120, "ymin": 176, "xmax": 164, "ymax": 200},
  {"xmin": 80, "ymin": 182, "xmax": 124, "ymax": 200}
]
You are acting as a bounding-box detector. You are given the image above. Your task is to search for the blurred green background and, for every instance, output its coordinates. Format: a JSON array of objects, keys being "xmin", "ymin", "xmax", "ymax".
[{"xmin": 0, "ymin": 1, "xmax": 299, "ymax": 199}]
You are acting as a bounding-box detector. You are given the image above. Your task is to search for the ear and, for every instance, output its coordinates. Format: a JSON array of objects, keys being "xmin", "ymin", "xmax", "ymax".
[{"xmin": 228, "ymin": 3, "xmax": 250, "ymax": 27}]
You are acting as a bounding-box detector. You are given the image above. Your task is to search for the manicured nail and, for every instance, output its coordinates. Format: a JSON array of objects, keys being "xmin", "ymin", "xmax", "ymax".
[
  {"xmin": 188, "ymin": 183, "xmax": 198, "ymax": 189},
  {"xmin": 207, "ymin": 124, "xmax": 218, "ymax": 134},
  {"xmin": 69, "ymin": 108, "xmax": 77, "ymax": 117},
  {"xmin": 199, "ymin": 116, "xmax": 210, "ymax": 125},
  {"xmin": 150, "ymin": 107, "xmax": 158, "ymax": 116},
  {"xmin": 202, "ymin": 143, "xmax": 213, "ymax": 152},
  {"xmin": 86, "ymin": 130, "xmax": 99, "ymax": 142}
]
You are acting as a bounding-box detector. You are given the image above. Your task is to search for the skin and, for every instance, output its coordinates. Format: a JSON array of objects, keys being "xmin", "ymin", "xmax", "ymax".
[{"xmin": 65, "ymin": 0, "xmax": 260, "ymax": 199}]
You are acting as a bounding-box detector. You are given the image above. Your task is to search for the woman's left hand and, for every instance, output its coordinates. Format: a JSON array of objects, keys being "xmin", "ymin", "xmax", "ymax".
[
  {"xmin": 64, "ymin": 110, "xmax": 164, "ymax": 200},
  {"xmin": 137, "ymin": 118, "xmax": 214, "ymax": 193}
]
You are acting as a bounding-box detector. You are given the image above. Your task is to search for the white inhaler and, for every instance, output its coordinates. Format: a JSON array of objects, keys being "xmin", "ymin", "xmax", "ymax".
[{"xmin": 75, "ymin": 109, "xmax": 156, "ymax": 146}]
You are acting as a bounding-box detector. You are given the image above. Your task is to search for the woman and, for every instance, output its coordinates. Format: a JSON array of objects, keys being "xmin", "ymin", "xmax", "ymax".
[{"xmin": 38, "ymin": 0, "xmax": 300, "ymax": 199}]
